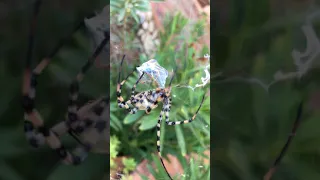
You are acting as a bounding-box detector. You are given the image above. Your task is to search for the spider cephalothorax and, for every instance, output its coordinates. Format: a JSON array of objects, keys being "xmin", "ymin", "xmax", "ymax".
[
  {"xmin": 22, "ymin": 0, "xmax": 109, "ymax": 165},
  {"xmin": 116, "ymin": 55, "xmax": 205, "ymax": 179}
]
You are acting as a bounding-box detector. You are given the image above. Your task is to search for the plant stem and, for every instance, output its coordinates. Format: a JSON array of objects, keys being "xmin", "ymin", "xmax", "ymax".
[{"xmin": 264, "ymin": 101, "xmax": 304, "ymax": 180}]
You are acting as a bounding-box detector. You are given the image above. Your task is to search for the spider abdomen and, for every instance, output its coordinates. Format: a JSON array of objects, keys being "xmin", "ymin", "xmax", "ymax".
[{"xmin": 133, "ymin": 90, "xmax": 163, "ymax": 111}]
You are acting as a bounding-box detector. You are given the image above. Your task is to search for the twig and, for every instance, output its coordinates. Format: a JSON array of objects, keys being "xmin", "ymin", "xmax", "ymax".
[{"xmin": 264, "ymin": 102, "xmax": 304, "ymax": 180}]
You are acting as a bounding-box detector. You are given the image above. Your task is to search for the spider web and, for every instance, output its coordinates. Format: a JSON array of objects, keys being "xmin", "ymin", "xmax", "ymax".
[
  {"xmin": 136, "ymin": 59, "xmax": 168, "ymax": 88},
  {"xmin": 214, "ymin": 9, "xmax": 320, "ymax": 93}
]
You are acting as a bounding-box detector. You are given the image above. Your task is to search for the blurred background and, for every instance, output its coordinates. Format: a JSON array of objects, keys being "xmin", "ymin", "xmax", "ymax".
[
  {"xmin": 110, "ymin": 0, "xmax": 210, "ymax": 179},
  {"xmin": 0, "ymin": 1, "xmax": 109, "ymax": 180},
  {"xmin": 213, "ymin": 0, "xmax": 320, "ymax": 179}
]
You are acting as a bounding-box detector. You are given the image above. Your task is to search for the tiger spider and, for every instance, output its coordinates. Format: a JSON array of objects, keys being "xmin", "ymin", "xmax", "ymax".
[
  {"xmin": 22, "ymin": 0, "xmax": 109, "ymax": 165},
  {"xmin": 116, "ymin": 55, "xmax": 206, "ymax": 179}
]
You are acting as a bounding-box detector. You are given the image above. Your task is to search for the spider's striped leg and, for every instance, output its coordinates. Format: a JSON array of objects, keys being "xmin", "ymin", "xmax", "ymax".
[
  {"xmin": 23, "ymin": 17, "xmax": 87, "ymax": 148},
  {"xmin": 165, "ymin": 94, "xmax": 205, "ymax": 125},
  {"xmin": 155, "ymin": 110, "xmax": 173, "ymax": 180},
  {"xmin": 117, "ymin": 55, "xmax": 144, "ymax": 114},
  {"xmin": 116, "ymin": 70, "xmax": 139, "ymax": 114},
  {"xmin": 66, "ymin": 34, "xmax": 109, "ymax": 127},
  {"xmin": 43, "ymin": 97, "xmax": 108, "ymax": 142},
  {"xmin": 22, "ymin": 0, "xmax": 46, "ymax": 148}
]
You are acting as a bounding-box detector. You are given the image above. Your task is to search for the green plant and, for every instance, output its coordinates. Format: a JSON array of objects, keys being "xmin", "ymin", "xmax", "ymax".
[
  {"xmin": 110, "ymin": 135, "xmax": 138, "ymax": 179},
  {"xmin": 213, "ymin": 0, "xmax": 320, "ymax": 180},
  {"xmin": 110, "ymin": 136, "xmax": 121, "ymax": 168},
  {"xmin": 110, "ymin": 0, "xmax": 163, "ymax": 24},
  {"xmin": 1, "ymin": 1, "xmax": 109, "ymax": 179},
  {"xmin": 110, "ymin": 9, "xmax": 210, "ymax": 179}
]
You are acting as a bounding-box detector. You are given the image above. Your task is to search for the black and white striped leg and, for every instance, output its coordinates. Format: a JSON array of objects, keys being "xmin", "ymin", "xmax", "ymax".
[
  {"xmin": 165, "ymin": 94, "xmax": 205, "ymax": 126},
  {"xmin": 66, "ymin": 35, "xmax": 109, "ymax": 125},
  {"xmin": 156, "ymin": 110, "xmax": 173, "ymax": 180},
  {"xmin": 116, "ymin": 55, "xmax": 144, "ymax": 114}
]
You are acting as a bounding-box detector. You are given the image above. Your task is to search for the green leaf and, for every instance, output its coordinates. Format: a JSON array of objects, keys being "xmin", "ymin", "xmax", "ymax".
[
  {"xmin": 123, "ymin": 111, "xmax": 144, "ymax": 124},
  {"xmin": 175, "ymin": 125, "xmax": 186, "ymax": 156},
  {"xmin": 130, "ymin": 8, "xmax": 140, "ymax": 24},
  {"xmin": 134, "ymin": 1, "xmax": 150, "ymax": 12},
  {"xmin": 138, "ymin": 112, "xmax": 159, "ymax": 130},
  {"xmin": 47, "ymin": 154, "xmax": 108, "ymax": 180},
  {"xmin": 110, "ymin": 113, "xmax": 123, "ymax": 131},
  {"xmin": 117, "ymin": 9, "xmax": 126, "ymax": 22},
  {"xmin": 0, "ymin": 160, "xmax": 24, "ymax": 180},
  {"xmin": 110, "ymin": 0, "xmax": 123, "ymax": 8},
  {"xmin": 122, "ymin": 157, "xmax": 137, "ymax": 174}
]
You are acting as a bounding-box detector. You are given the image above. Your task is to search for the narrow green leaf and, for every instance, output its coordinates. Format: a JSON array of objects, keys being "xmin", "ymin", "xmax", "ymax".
[
  {"xmin": 130, "ymin": 9, "xmax": 140, "ymax": 24},
  {"xmin": 0, "ymin": 160, "xmax": 24, "ymax": 180},
  {"xmin": 123, "ymin": 111, "xmax": 144, "ymax": 124},
  {"xmin": 117, "ymin": 9, "xmax": 126, "ymax": 22},
  {"xmin": 110, "ymin": 113, "xmax": 123, "ymax": 130},
  {"xmin": 175, "ymin": 125, "xmax": 186, "ymax": 156},
  {"xmin": 110, "ymin": 0, "xmax": 123, "ymax": 8},
  {"xmin": 139, "ymin": 112, "xmax": 159, "ymax": 130}
]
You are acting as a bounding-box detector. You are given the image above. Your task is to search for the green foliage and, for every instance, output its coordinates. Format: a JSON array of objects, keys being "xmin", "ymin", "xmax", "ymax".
[
  {"xmin": 110, "ymin": 136, "xmax": 120, "ymax": 168},
  {"xmin": 111, "ymin": 0, "xmax": 151, "ymax": 23},
  {"xmin": 213, "ymin": 0, "xmax": 320, "ymax": 179},
  {"xmin": 110, "ymin": 135, "xmax": 137, "ymax": 177},
  {"xmin": 0, "ymin": 1, "xmax": 108, "ymax": 179},
  {"xmin": 122, "ymin": 158, "xmax": 137, "ymax": 174}
]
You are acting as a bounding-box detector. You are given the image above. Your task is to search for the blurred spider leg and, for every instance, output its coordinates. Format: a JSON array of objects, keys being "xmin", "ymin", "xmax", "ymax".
[
  {"xmin": 21, "ymin": 2, "xmax": 81, "ymax": 164},
  {"xmin": 22, "ymin": 0, "xmax": 46, "ymax": 148},
  {"xmin": 66, "ymin": 34, "xmax": 109, "ymax": 126},
  {"xmin": 22, "ymin": 2, "xmax": 109, "ymax": 165},
  {"xmin": 33, "ymin": 21, "xmax": 85, "ymax": 75},
  {"xmin": 55, "ymin": 34, "xmax": 108, "ymax": 165},
  {"xmin": 168, "ymin": 66, "xmax": 178, "ymax": 90},
  {"xmin": 131, "ymin": 71, "xmax": 145, "ymax": 97},
  {"xmin": 165, "ymin": 94, "xmax": 205, "ymax": 125},
  {"xmin": 117, "ymin": 55, "xmax": 143, "ymax": 114},
  {"xmin": 156, "ymin": 110, "xmax": 173, "ymax": 180}
]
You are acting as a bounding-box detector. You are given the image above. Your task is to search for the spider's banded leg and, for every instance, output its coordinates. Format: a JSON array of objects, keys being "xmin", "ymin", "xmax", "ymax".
[
  {"xmin": 165, "ymin": 94, "xmax": 206, "ymax": 125},
  {"xmin": 116, "ymin": 68, "xmax": 135, "ymax": 111},
  {"xmin": 67, "ymin": 35, "xmax": 109, "ymax": 125},
  {"xmin": 53, "ymin": 97, "xmax": 107, "ymax": 165},
  {"xmin": 156, "ymin": 110, "xmax": 173, "ymax": 180},
  {"xmin": 130, "ymin": 71, "xmax": 145, "ymax": 98},
  {"xmin": 22, "ymin": 0, "xmax": 45, "ymax": 147},
  {"xmin": 23, "ymin": 16, "xmax": 87, "ymax": 147},
  {"xmin": 49, "ymin": 96, "xmax": 106, "ymax": 140},
  {"xmin": 33, "ymin": 21, "xmax": 85, "ymax": 75},
  {"xmin": 167, "ymin": 66, "xmax": 178, "ymax": 91},
  {"xmin": 117, "ymin": 55, "xmax": 143, "ymax": 114},
  {"xmin": 116, "ymin": 70, "xmax": 138, "ymax": 113}
]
